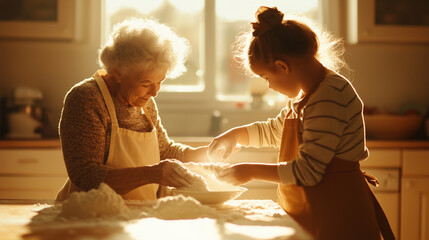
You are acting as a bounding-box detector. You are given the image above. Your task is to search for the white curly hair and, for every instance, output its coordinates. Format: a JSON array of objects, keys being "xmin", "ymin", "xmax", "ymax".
[{"xmin": 98, "ymin": 18, "xmax": 190, "ymax": 78}]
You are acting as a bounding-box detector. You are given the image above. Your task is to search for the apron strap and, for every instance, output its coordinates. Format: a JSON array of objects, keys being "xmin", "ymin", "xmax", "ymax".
[{"xmin": 95, "ymin": 71, "xmax": 119, "ymax": 126}]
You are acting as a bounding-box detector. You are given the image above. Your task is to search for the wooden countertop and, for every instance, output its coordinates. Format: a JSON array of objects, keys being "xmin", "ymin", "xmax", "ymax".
[
  {"xmin": 0, "ymin": 199, "xmax": 312, "ymax": 240},
  {"xmin": 1, "ymin": 138, "xmax": 429, "ymax": 149}
]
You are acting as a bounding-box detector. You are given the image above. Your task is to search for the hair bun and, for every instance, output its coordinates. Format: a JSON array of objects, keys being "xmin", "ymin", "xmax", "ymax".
[{"xmin": 252, "ymin": 6, "xmax": 284, "ymax": 36}]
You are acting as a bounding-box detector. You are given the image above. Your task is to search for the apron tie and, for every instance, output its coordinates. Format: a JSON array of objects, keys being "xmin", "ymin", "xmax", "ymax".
[{"xmin": 362, "ymin": 171, "xmax": 379, "ymax": 187}]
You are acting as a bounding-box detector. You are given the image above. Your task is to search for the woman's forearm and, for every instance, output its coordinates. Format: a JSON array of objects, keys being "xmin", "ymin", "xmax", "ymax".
[{"xmin": 104, "ymin": 165, "xmax": 158, "ymax": 195}]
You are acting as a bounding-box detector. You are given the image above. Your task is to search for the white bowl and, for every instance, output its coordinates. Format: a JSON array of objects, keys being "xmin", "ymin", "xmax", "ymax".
[
  {"xmin": 172, "ymin": 188, "xmax": 247, "ymax": 205},
  {"xmin": 364, "ymin": 114, "xmax": 423, "ymax": 140}
]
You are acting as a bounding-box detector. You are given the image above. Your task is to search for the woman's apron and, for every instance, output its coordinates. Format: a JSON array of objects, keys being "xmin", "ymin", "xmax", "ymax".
[
  {"xmin": 56, "ymin": 71, "xmax": 160, "ymax": 201},
  {"xmin": 277, "ymin": 82, "xmax": 395, "ymax": 240}
]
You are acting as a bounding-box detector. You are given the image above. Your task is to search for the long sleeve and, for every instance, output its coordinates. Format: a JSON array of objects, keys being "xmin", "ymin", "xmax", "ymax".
[
  {"xmin": 59, "ymin": 80, "xmax": 112, "ymax": 191},
  {"xmin": 278, "ymin": 73, "xmax": 368, "ymax": 186},
  {"xmin": 245, "ymin": 102, "xmax": 294, "ymax": 149}
]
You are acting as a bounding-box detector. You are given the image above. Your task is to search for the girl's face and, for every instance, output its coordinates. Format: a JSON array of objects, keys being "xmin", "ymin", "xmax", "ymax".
[
  {"xmin": 115, "ymin": 66, "xmax": 167, "ymax": 107},
  {"xmin": 250, "ymin": 61, "xmax": 301, "ymax": 98}
]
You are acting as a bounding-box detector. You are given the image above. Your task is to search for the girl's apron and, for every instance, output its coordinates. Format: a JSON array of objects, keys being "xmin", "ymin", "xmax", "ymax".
[
  {"xmin": 277, "ymin": 78, "xmax": 395, "ymax": 240},
  {"xmin": 56, "ymin": 71, "xmax": 160, "ymax": 200}
]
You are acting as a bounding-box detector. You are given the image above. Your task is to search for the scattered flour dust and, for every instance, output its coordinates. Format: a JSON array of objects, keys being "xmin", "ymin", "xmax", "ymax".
[{"xmin": 29, "ymin": 183, "xmax": 294, "ymax": 239}]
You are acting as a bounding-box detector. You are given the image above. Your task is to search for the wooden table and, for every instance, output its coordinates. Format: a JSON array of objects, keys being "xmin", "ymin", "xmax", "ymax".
[{"xmin": 0, "ymin": 199, "xmax": 312, "ymax": 240}]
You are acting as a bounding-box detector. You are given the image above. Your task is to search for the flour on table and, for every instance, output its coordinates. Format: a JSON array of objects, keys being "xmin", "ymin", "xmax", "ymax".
[
  {"xmin": 58, "ymin": 183, "xmax": 132, "ymax": 219},
  {"xmin": 142, "ymin": 195, "xmax": 221, "ymax": 220}
]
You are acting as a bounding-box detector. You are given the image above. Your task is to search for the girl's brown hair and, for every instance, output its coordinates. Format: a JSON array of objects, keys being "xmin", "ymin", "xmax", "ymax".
[{"xmin": 235, "ymin": 6, "xmax": 345, "ymax": 73}]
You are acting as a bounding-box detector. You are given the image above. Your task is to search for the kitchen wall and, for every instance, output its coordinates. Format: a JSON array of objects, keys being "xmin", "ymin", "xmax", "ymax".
[
  {"xmin": 0, "ymin": 1, "xmax": 428, "ymax": 138},
  {"xmin": 0, "ymin": 1, "xmax": 102, "ymax": 137}
]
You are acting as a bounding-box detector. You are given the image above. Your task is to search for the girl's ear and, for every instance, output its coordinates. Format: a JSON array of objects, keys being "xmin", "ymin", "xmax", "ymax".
[{"xmin": 274, "ymin": 60, "xmax": 290, "ymax": 73}]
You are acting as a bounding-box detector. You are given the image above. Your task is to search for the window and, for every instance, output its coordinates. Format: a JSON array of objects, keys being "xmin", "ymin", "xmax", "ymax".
[{"xmin": 103, "ymin": 0, "xmax": 320, "ymax": 106}]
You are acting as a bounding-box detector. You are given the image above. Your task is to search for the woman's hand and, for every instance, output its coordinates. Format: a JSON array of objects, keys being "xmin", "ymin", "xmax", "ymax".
[
  {"xmin": 218, "ymin": 163, "xmax": 255, "ymax": 185},
  {"xmin": 153, "ymin": 159, "xmax": 193, "ymax": 188}
]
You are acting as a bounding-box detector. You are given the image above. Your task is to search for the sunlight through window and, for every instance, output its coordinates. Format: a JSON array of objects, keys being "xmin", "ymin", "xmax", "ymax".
[{"xmin": 103, "ymin": 0, "xmax": 320, "ymax": 103}]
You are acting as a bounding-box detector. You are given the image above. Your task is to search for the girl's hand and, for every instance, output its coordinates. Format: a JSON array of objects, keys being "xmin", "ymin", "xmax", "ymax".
[
  {"xmin": 184, "ymin": 146, "xmax": 210, "ymax": 163},
  {"xmin": 218, "ymin": 164, "xmax": 255, "ymax": 185},
  {"xmin": 208, "ymin": 132, "xmax": 240, "ymax": 162}
]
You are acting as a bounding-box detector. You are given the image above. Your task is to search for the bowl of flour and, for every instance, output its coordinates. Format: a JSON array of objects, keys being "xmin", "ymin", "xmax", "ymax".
[
  {"xmin": 172, "ymin": 187, "xmax": 247, "ymax": 205},
  {"xmin": 172, "ymin": 162, "xmax": 247, "ymax": 205}
]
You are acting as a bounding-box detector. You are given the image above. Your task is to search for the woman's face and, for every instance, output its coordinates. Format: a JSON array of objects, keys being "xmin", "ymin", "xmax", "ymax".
[
  {"xmin": 115, "ymin": 66, "xmax": 167, "ymax": 107},
  {"xmin": 250, "ymin": 61, "xmax": 301, "ymax": 98}
]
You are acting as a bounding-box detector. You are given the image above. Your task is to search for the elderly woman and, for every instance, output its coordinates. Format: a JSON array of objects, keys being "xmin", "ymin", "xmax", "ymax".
[{"xmin": 56, "ymin": 18, "xmax": 207, "ymax": 201}]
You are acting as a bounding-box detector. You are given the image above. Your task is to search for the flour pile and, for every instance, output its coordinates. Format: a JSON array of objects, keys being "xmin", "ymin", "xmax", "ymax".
[
  {"xmin": 143, "ymin": 195, "xmax": 221, "ymax": 219},
  {"xmin": 59, "ymin": 183, "xmax": 132, "ymax": 219}
]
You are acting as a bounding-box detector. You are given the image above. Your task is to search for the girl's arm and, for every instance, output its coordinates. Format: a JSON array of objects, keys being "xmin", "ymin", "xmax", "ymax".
[
  {"xmin": 208, "ymin": 126, "xmax": 249, "ymax": 161},
  {"xmin": 208, "ymin": 106, "xmax": 290, "ymax": 161},
  {"xmin": 218, "ymin": 163, "xmax": 281, "ymax": 185}
]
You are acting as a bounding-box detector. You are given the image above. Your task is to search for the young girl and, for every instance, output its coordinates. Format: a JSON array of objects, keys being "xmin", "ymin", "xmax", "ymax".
[{"xmin": 208, "ymin": 6, "xmax": 394, "ymax": 240}]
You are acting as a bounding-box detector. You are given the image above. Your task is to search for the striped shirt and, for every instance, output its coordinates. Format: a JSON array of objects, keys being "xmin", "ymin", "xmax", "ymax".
[{"xmin": 245, "ymin": 71, "xmax": 368, "ymax": 186}]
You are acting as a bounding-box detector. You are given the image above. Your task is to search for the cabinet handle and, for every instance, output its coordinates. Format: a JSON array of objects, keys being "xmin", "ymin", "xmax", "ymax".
[{"xmin": 17, "ymin": 158, "xmax": 38, "ymax": 164}]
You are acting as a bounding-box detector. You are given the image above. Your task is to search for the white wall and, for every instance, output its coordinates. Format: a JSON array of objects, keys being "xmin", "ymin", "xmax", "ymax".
[
  {"xmin": 344, "ymin": 43, "xmax": 429, "ymax": 113},
  {"xmin": 0, "ymin": 1, "xmax": 428, "ymax": 137}
]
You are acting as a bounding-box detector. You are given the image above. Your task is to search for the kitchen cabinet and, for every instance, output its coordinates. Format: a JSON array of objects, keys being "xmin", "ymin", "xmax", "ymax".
[
  {"xmin": 401, "ymin": 150, "xmax": 429, "ymax": 240},
  {"xmin": 0, "ymin": 148, "xmax": 67, "ymax": 199},
  {"xmin": 347, "ymin": 0, "xmax": 429, "ymax": 43}
]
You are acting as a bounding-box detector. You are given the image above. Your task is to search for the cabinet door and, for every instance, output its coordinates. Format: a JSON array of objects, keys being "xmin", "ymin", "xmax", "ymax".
[
  {"xmin": 0, "ymin": 176, "xmax": 68, "ymax": 199},
  {"xmin": 403, "ymin": 150, "xmax": 429, "ymax": 176},
  {"xmin": 401, "ymin": 178, "xmax": 429, "ymax": 240},
  {"xmin": 0, "ymin": 149, "xmax": 66, "ymax": 175}
]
